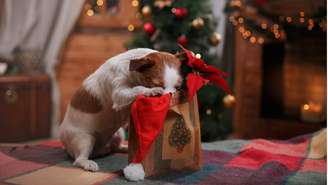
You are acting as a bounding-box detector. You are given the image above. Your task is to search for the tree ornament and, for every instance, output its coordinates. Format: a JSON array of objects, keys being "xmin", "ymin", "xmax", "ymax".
[
  {"xmin": 142, "ymin": 5, "xmax": 152, "ymax": 17},
  {"xmin": 177, "ymin": 35, "xmax": 188, "ymax": 46},
  {"xmin": 169, "ymin": 116, "xmax": 191, "ymax": 153},
  {"xmin": 172, "ymin": 7, "xmax": 188, "ymax": 19},
  {"xmin": 154, "ymin": 0, "xmax": 172, "ymax": 9},
  {"xmin": 209, "ymin": 32, "xmax": 222, "ymax": 46},
  {"xmin": 143, "ymin": 22, "xmax": 156, "ymax": 35},
  {"xmin": 192, "ymin": 17, "xmax": 205, "ymax": 29},
  {"xmin": 223, "ymin": 94, "xmax": 236, "ymax": 108}
]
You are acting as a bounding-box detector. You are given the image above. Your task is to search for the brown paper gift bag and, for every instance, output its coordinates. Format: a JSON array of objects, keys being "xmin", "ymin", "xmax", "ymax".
[{"xmin": 128, "ymin": 93, "xmax": 202, "ymax": 177}]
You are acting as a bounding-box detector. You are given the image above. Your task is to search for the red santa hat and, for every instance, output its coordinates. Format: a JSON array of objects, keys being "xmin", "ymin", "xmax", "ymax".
[
  {"xmin": 123, "ymin": 94, "xmax": 171, "ymax": 181},
  {"xmin": 131, "ymin": 93, "xmax": 171, "ymax": 163}
]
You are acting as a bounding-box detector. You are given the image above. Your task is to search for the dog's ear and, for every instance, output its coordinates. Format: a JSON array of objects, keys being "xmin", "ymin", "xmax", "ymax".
[{"xmin": 129, "ymin": 57, "xmax": 155, "ymax": 72}]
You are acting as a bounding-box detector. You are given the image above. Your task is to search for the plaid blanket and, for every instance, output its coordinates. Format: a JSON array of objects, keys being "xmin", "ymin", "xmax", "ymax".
[{"xmin": 0, "ymin": 129, "xmax": 326, "ymax": 185}]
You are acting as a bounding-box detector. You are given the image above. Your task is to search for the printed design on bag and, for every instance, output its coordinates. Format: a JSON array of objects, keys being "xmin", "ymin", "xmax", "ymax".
[{"xmin": 168, "ymin": 116, "xmax": 191, "ymax": 153}]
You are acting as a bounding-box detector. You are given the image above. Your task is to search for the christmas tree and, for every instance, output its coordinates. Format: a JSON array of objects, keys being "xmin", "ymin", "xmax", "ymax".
[{"xmin": 127, "ymin": 0, "xmax": 233, "ymax": 141}]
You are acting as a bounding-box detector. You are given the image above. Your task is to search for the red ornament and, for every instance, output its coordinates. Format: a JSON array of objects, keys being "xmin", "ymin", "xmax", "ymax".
[
  {"xmin": 177, "ymin": 35, "xmax": 188, "ymax": 46},
  {"xmin": 173, "ymin": 7, "xmax": 188, "ymax": 19},
  {"xmin": 143, "ymin": 22, "xmax": 156, "ymax": 35}
]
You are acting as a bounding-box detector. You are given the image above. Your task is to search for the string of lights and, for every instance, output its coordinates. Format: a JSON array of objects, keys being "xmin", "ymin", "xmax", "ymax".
[{"xmin": 226, "ymin": 0, "xmax": 326, "ymax": 44}]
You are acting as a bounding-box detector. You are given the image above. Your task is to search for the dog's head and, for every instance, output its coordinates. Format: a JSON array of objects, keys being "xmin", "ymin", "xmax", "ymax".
[{"xmin": 129, "ymin": 52, "xmax": 182, "ymax": 91}]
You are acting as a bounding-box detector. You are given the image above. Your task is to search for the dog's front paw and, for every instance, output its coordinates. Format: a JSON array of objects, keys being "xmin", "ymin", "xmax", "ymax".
[
  {"xmin": 74, "ymin": 159, "xmax": 99, "ymax": 172},
  {"xmin": 144, "ymin": 87, "xmax": 164, "ymax": 96}
]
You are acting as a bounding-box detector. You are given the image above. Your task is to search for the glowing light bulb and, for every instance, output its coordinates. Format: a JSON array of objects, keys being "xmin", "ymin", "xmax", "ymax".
[
  {"xmin": 250, "ymin": 36, "xmax": 256, "ymax": 43},
  {"xmin": 86, "ymin": 9, "xmax": 94, "ymax": 16},
  {"xmin": 238, "ymin": 26, "xmax": 245, "ymax": 33},
  {"xmin": 238, "ymin": 17, "xmax": 244, "ymax": 24},
  {"xmin": 261, "ymin": 23, "xmax": 268, "ymax": 29},
  {"xmin": 127, "ymin": 24, "xmax": 135, "ymax": 32},
  {"xmin": 303, "ymin": 104, "xmax": 310, "ymax": 110},
  {"xmin": 131, "ymin": 0, "xmax": 139, "ymax": 7},
  {"xmin": 273, "ymin": 24, "xmax": 279, "ymax": 30},
  {"xmin": 96, "ymin": 0, "xmax": 104, "ymax": 6},
  {"xmin": 258, "ymin": 37, "xmax": 264, "ymax": 44}
]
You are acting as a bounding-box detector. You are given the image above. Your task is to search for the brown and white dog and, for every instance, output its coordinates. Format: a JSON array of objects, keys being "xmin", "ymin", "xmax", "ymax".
[{"xmin": 59, "ymin": 48, "xmax": 182, "ymax": 173}]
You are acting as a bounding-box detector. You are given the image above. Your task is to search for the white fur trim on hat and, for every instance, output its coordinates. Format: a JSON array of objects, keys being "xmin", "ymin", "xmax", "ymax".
[{"xmin": 123, "ymin": 163, "xmax": 145, "ymax": 181}]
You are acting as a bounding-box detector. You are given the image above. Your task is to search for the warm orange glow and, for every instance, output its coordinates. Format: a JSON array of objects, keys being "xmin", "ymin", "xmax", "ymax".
[
  {"xmin": 206, "ymin": 109, "xmax": 212, "ymax": 115},
  {"xmin": 286, "ymin": 17, "xmax": 292, "ymax": 23},
  {"xmin": 261, "ymin": 23, "xmax": 267, "ymax": 29},
  {"xmin": 127, "ymin": 24, "xmax": 135, "ymax": 32},
  {"xmin": 273, "ymin": 29, "xmax": 279, "ymax": 34},
  {"xmin": 250, "ymin": 36, "xmax": 256, "ymax": 43},
  {"xmin": 258, "ymin": 37, "xmax": 264, "ymax": 44},
  {"xmin": 131, "ymin": 0, "xmax": 139, "ymax": 7},
  {"xmin": 273, "ymin": 24, "xmax": 279, "ymax": 30},
  {"xmin": 274, "ymin": 34, "xmax": 281, "ymax": 39},
  {"xmin": 308, "ymin": 19, "xmax": 314, "ymax": 25},
  {"xmin": 238, "ymin": 17, "xmax": 244, "ymax": 24},
  {"xmin": 96, "ymin": 0, "xmax": 104, "ymax": 6},
  {"xmin": 245, "ymin": 31, "xmax": 251, "ymax": 37},
  {"xmin": 238, "ymin": 26, "xmax": 245, "ymax": 33},
  {"xmin": 303, "ymin": 104, "xmax": 310, "ymax": 110},
  {"xmin": 230, "ymin": 0, "xmax": 242, "ymax": 7},
  {"xmin": 86, "ymin": 9, "xmax": 94, "ymax": 16}
]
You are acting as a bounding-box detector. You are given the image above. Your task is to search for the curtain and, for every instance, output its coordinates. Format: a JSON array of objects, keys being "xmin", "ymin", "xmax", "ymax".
[
  {"xmin": 0, "ymin": 0, "xmax": 85, "ymax": 137},
  {"xmin": 211, "ymin": 0, "xmax": 228, "ymax": 58}
]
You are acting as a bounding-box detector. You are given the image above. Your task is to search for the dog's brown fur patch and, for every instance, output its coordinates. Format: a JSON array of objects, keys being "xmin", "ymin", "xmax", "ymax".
[
  {"xmin": 132, "ymin": 52, "xmax": 181, "ymax": 88},
  {"xmin": 71, "ymin": 87, "xmax": 103, "ymax": 113}
]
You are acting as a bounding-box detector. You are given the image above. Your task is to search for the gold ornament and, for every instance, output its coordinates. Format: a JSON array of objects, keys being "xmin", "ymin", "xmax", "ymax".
[
  {"xmin": 154, "ymin": 0, "xmax": 172, "ymax": 9},
  {"xmin": 192, "ymin": 17, "xmax": 204, "ymax": 29},
  {"xmin": 142, "ymin": 6, "xmax": 152, "ymax": 17},
  {"xmin": 209, "ymin": 32, "xmax": 222, "ymax": 46},
  {"xmin": 223, "ymin": 94, "xmax": 236, "ymax": 108}
]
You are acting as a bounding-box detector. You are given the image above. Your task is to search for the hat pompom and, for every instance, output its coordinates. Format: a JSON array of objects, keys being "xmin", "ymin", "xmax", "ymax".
[{"xmin": 123, "ymin": 163, "xmax": 145, "ymax": 181}]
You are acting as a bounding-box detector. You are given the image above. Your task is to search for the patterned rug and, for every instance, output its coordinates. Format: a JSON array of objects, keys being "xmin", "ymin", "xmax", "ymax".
[{"xmin": 0, "ymin": 129, "xmax": 326, "ymax": 185}]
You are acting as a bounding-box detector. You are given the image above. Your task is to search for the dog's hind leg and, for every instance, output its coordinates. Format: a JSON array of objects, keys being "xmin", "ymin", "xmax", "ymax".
[{"xmin": 71, "ymin": 133, "xmax": 99, "ymax": 172}]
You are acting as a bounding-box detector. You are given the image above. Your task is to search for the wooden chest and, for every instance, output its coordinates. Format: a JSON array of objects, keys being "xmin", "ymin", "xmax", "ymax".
[{"xmin": 0, "ymin": 74, "xmax": 51, "ymax": 142}]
